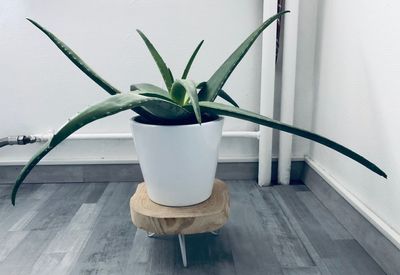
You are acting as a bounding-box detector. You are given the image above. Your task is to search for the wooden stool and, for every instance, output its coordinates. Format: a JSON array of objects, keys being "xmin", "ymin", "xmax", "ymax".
[{"xmin": 129, "ymin": 179, "xmax": 230, "ymax": 267}]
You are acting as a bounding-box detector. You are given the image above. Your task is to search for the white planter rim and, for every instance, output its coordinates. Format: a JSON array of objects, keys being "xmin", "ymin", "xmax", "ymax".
[{"xmin": 131, "ymin": 115, "xmax": 223, "ymax": 129}]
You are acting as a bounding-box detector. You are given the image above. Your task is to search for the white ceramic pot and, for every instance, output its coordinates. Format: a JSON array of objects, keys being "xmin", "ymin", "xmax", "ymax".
[{"xmin": 131, "ymin": 116, "xmax": 224, "ymax": 206}]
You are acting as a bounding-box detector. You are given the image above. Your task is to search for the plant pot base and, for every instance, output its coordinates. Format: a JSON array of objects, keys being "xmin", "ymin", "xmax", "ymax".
[{"xmin": 148, "ymin": 194, "xmax": 212, "ymax": 208}]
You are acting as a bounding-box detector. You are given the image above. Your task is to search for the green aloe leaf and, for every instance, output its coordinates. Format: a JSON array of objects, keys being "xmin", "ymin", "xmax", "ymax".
[
  {"xmin": 131, "ymin": 83, "xmax": 169, "ymax": 95},
  {"xmin": 198, "ymin": 102, "xmax": 387, "ymax": 178},
  {"xmin": 132, "ymin": 97, "xmax": 192, "ymax": 124},
  {"xmin": 168, "ymin": 68, "xmax": 174, "ymax": 83},
  {"xmin": 137, "ymin": 30, "xmax": 174, "ymax": 91},
  {"xmin": 170, "ymin": 81, "xmax": 187, "ymax": 105},
  {"xmin": 135, "ymin": 92, "xmax": 174, "ymax": 103},
  {"xmin": 182, "ymin": 40, "xmax": 204, "ymax": 79},
  {"xmin": 138, "ymin": 99, "xmax": 192, "ymax": 121},
  {"xmin": 130, "ymin": 83, "xmax": 192, "ymax": 120},
  {"xmin": 174, "ymin": 79, "xmax": 201, "ymax": 123},
  {"xmin": 197, "ymin": 82, "xmax": 239, "ymax": 107},
  {"xmin": 131, "ymin": 83, "xmax": 173, "ymax": 102},
  {"xmin": 11, "ymin": 94, "xmax": 190, "ymax": 205},
  {"xmin": 218, "ymin": 89, "xmax": 239, "ymax": 107},
  {"xmin": 132, "ymin": 106, "xmax": 166, "ymax": 123},
  {"xmin": 198, "ymin": 11, "xmax": 289, "ymax": 102},
  {"xmin": 27, "ymin": 18, "xmax": 122, "ymax": 96}
]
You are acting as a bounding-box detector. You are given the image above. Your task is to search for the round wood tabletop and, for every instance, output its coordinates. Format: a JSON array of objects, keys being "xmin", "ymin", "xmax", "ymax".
[{"xmin": 130, "ymin": 179, "xmax": 230, "ymax": 235}]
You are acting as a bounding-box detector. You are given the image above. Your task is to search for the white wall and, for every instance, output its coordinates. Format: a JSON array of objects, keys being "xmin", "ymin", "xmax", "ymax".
[
  {"xmin": 304, "ymin": 0, "xmax": 400, "ymax": 240},
  {"xmin": 0, "ymin": 0, "xmax": 311, "ymax": 164},
  {"xmin": 0, "ymin": 0, "xmax": 269, "ymax": 163}
]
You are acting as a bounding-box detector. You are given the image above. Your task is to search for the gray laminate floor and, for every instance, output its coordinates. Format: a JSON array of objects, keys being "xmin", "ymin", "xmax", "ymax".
[{"xmin": 0, "ymin": 181, "xmax": 385, "ymax": 275}]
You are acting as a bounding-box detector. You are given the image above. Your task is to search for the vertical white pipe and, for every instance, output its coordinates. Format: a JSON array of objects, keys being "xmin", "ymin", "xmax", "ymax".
[
  {"xmin": 258, "ymin": 0, "xmax": 278, "ymax": 186},
  {"xmin": 278, "ymin": 0, "xmax": 300, "ymax": 184}
]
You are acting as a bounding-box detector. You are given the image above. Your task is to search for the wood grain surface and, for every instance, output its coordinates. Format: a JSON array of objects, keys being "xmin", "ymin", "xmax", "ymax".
[{"xmin": 130, "ymin": 179, "xmax": 230, "ymax": 235}]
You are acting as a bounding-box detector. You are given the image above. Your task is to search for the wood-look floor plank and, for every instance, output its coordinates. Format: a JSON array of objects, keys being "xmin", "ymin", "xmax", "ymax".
[
  {"xmin": 126, "ymin": 231, "xmax": 235, "ymax": 275},
  {"xmin": 29, "ymin": 204, "xmax": 101, "ymax": 275},
  {"xmin": 84, "ymin": 182, "xmax": 108, "ymax": 204},
  {"xmin": 71, "ymin": 182, "xmax": 138, "ymax": 275},
  {"xmin": 0, "ymin": 185, "xmax": 13, "ymax": 207},
  {"xmin": 272, "ymin": 186, "xmax": 385, "ymax": 275},
  {"xmin": 146, "ymin": 234, "xmax": 178, "ymax": 275},
  {"xmin": 24, "ymin": 183, "xmax": 98, "ymax": 231},
  {"xmin": 282, "ymin": 266, "xmax": 321, "ymax": 275},
  {"xmin": 323, "ymin": 258, "xmax": 361, "ymax": 275},
  {"xmin": 296, "ymin": 191, "xmax": 352, "ymax": 240},
  {"xmin": 8, "ymin": 184, "xmax": 59, "ymax": 232},
  {"xmin": 0, "ymin": 231, "xmax": 30, "ymax": 261},
  {"xmin": 44, "ymin": 203, "xmax": 100, "ymax": 253},
  {"xmin": 29, "ymin": 253, "xmax": 65, "ymax": 275},
  {"xmin": 173, "ymin": 232, "xmax": 236, "ymax": 275},
  {"xmin": 51, "ymin": 232, "xmax": 96, "ymax": 275},
  {"xmin": 273, "ymin": 186, "xmax": 338, "ymax": 258},
  {"xmin": 271, "ymin": 188, "xmax": 332, "ymax": 275},
  {"xmin": 252, "ymin": 185, "xmax": 315, "ymax": 268},
  {"xmin": 0, "ymin": 183, "xmax": 59, "ymax": 260},
  {"xmin": 99, "ymin": 182, "xmax": 137, "ymax": 217},
  {"xmin": 72, "ymin": 215, "xmax": 136, "ymax": 275},
  {"xmin": 30, "ymin": 182, "xmax": 115, "ymax": 275},
  {"xmin": 226, "ymin": 181, "xmax": 283, "ymax": 275},
  {"xmin": 0, "ymin": 184, "xmax": 45, "ymax": 229},
  {"xmin": 197, "ymin": 231, "xmax": 236, "ymax": 275},
  {"xmin": 125, "ymin": 229, "xmax": 166, "ymax": 275},
  {"xmin": 0, "ymin": 229, "xmax": 58, "ymax": 275},
  {"xmin": 303, "ymin": 165, "xmax": 400, "ymax": 274},
  {"xmin": 324, "ymin": 240, "xmax": 385, "ymax": 275}
]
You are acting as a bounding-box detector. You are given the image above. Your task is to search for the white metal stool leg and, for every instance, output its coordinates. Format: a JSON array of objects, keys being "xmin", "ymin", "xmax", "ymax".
[
  {"xmin": 210, "ymin": 229, "xmax": 220, "ymax": 236},
  {"xmin": 178, "ymin": 234, "xmax": 187, "ymax": 267},
  {"xmin": 146, "ymin": 231, "xmax": 155, "ymax": 238}
]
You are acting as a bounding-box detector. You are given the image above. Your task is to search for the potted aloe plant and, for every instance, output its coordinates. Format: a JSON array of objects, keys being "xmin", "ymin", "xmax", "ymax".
[{"xmin": 11, "ymin": 11, "xmax": 386, "ymax": 206}]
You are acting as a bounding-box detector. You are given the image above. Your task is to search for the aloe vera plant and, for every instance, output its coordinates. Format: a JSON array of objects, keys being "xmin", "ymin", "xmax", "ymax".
[{"xmin": 11, "ymin": 11, "xmax": 386, "ymax": 205}]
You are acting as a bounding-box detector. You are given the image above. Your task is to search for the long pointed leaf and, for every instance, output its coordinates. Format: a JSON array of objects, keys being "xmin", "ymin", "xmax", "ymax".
[
  {"xmin": 27, "ymin": 18, "xmax": 122, "ymax": 96},
  {"xmin": 136, "ymin": 98, "xmax": 192, "ymax": 122},
  {"xmin": 133, "ymin": 106, "xmax": 166, "ymax": 123},
  {"xmin": 131, "ymin": 83, "xmax": 169, "ymax": 95},
  {"xmin": 218, "ymin": 89, "xmax": 239, "ymax": 107},
  {"xmin": 129, "ymin": 83, "xmax": 192, "ymax": 120},
  {"xmin": 198, "ymin": 11, "xmax": 289, "ymax": 102},
  {"xmin": 137, "ymin": 30, "xmax": 174, "ymax": 91},
  {"xmin": 181, "ymin": 40, "xmax": 204, "ymax": 79},
  {"xmin": 168, "ymin": 68, "xmax": 174, "ymax": 83},
  {"xmin": 131, "ymin": 83, "xmax": 173, "ymax": 102},
  {"xmin": 175, "ymin": 79, "xmax": 201, "ymax": 124},
  {"xmin": 11, "ymin": 94, "xmax": 189, "ymax": 205},
  {"xmin": 198, "ymin": 102, "xmax": 387, "ymax": 178},
  {"xmin": 197, "ymin": 82, "xmax": 239, "ymax": 107},
  {"xmin": 134, "ymin": 91, "xmax": 174, "ymax": 103}
]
